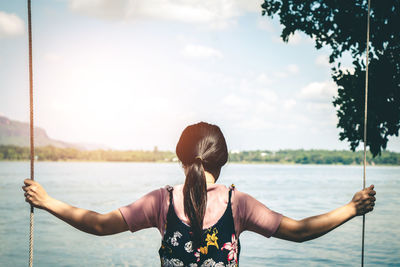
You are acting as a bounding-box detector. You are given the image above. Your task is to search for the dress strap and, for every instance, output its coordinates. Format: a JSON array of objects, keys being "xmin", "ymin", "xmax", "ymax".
[
  {"xmin": 228, "ymin": 184, "xmax": 235, "ymax": 205},
  {"xmin": 166, "ymin": 185, "xmax": 174, "ymax": 206}
]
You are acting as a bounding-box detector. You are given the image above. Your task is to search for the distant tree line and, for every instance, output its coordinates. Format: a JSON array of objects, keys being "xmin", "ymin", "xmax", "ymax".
[
  {"xmin": 229, "ymin": 149, "xmax": 400, "ymax": 165},
  {"xmin": 0, "ymin": 145, "xmax": 399, "ymax": 165},
  {"xmin": 0, "ymin": 145, "xmax": 176, "ymax": 162}
]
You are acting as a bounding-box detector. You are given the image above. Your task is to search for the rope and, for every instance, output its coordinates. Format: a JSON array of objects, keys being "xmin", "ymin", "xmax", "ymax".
[
  {"xmin": 361, "ymin": 0, "xmax": 371, "ymax": 266},
  {"xmin": 27, "ymin": 0, "xmax": 35, "ymax": 266}
]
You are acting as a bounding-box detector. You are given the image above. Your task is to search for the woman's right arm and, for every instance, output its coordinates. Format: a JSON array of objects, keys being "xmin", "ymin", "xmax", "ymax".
[
  {"xmin": 22, "ymin": 179, "xmax": 128, "ymax": 236},
  {"xmin": 272, "ymin": 185, "xmax": 376, "ymax": 242},
  {"xmin": 236, "ymin": 185, "xmax": 375, "ymax": 242}
]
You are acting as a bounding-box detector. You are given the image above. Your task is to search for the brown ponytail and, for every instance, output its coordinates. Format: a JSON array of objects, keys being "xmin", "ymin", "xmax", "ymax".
[
  {"xmin": 176, "ymin": 122, "xmax": 228, "ymax": 248},
  {"xmin": 183, "ymin": 158, "xmax": 206, "ymax": 246}
]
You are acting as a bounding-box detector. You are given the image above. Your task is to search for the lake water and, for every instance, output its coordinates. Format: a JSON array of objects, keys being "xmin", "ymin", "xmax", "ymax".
[{"xmin": 0, "ymin": 162, "xmax": 399, "ymax": 266}]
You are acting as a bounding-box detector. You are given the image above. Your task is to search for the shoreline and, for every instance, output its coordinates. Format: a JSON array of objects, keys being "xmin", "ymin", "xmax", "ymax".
[
  {"xmin": 1, "ymin": 159, "xmax": 398, "ymax": 166},
  {"xmin": 1, "ymin": 145, "xmax": 399, "ymax": 166}
]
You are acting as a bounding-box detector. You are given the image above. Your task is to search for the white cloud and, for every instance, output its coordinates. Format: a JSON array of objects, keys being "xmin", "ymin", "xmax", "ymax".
[
  {"xmin": 236, "ymin": 116, "xmax": 274, "ymax": 130},
  {"xmin": 306, "ymin": 102, "xmax": 333, "ymax": 111},
  {"xmin": 283, "ymin": 99, "xmax": 296, "ymax": 110},
  {"xmin": 257, "ymin": 18, "xmax": 275, "ymax": 32},
  {"xmin": 182, "ymin": 44, "xmax": 223, "ymax": 60},
  {"xmin": 256, "ymin": 89, "xmax": 278, "ymax": 103},
  {"xmin": 220, "ymin": 72, "xmax": 283, "ymax": 128},
  {"xmin": 287, "ymin": 64, "xmax": 299, "ymax": 74},
  {"xmin": 273, "ymin": 71, "xmax": 288, "ymax": 79},
  {"xmin": 256, "ymin": 64, "xmax": 300, "ymax": 81},
  {"xmin": 235, "ymin": 0, "xmax": 264, "ymax": 12},
  {"xmin": 299, "ymin": 81, "xmax": 337, "ymax": 102},
  {"xmin": 256, "ymin": 73, "xmax": 273, "ymax": 85},
  {"xmin": 0, "ymin": 11, "xmax": 24, "ymax": 38},
  {"xmin": 315, "ymin": 54, "xmax": 330, "ymax": 67},
  {"xmin": 68, "ymin": 0, "xmax": 263, "ymax": 29},
  {"xmin": 271, "ymin": 35, "xmax": 282, "ymax": 44},
  {"xmin": 222, "ymin": 94, "xmax": 249, "ymax": 108}
]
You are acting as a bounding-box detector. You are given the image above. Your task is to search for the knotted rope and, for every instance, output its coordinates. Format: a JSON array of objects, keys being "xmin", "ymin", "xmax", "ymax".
[
  {"xmin": 27, "ymin": 0, "xmax": 35, "ymax": 266},
  {"xmin": 361, "ymin": 0, "xmax": 371, "ymax": 266}
]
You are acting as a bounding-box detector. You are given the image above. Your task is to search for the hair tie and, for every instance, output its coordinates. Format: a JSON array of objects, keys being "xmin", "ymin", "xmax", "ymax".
[{"xmin": 195, "ymin": 156, "xmax": 203, "ymax": 162}]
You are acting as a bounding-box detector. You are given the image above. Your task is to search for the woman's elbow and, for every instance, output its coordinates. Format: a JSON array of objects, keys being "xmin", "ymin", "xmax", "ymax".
[
  {"xmin": 94, "ymin": 219, "xmax": 115, "ymax": 236},
  {"xmin": 295, "ymin": 234, "xmax": 314, "ymax": 243},
  {"xmin": 292, "ymin": 221, "xmax": 309, "ymax": 243},
  {"xmin": 93, "ymin": 211, "xmax": 128, "ymax": 236},
  {"xmin": 86, "ymin": 223, "xmax": 105, "ymax": 236},
  {"xmin": 274, "ymin": 217, "xmax": 308, "ymax": 243},
  {"xmin": 292, "ymin": 237, "xmax": 305, "ymax": 243},
  {"xmin": 294, "ymin": 225, "xmax": 320, "ymax": 243},
  {"xmin": 89, "ymin": 213, "xmax": 109, "ymax": 236},
  {"xmin": 291, "ymin": 232, "xmax": 307, "ymax": 243}
]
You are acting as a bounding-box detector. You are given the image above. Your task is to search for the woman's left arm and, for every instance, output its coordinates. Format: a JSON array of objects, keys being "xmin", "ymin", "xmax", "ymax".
[
  {"xmin": 273, "ymin": 185, "xmax": 376, "ymax": 242},
  {"xmin": 22, "ymin": 179, "xmax": 128, "ymax": 236}
]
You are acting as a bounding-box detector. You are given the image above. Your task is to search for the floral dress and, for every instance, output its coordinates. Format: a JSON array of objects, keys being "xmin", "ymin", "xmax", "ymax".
[{"xmin": 159, "ymin": 185, "xmax": 240, "ymax": 267}]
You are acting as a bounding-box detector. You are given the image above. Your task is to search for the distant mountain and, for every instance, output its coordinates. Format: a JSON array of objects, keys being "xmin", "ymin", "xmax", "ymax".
[{"xmin": 0, "ymin": 115, "xmax": 108, "ymax": 150}]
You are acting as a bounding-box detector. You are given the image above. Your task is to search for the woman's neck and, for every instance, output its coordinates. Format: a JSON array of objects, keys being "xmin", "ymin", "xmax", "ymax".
[{"xmin": 205, "ymin": 171, "xmax": 215, "ymax": 184}]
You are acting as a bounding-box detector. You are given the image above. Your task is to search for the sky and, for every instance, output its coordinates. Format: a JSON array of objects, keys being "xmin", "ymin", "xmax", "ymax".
[{"xmin": 1, "ymin": 0, "xmax": 399, "ymax": 152}]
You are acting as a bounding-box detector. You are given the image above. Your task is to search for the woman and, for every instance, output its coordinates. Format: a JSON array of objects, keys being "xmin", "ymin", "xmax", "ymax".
[{"xmin": 22, "ymin": 122, "xmax": 376, "ymax": 266}]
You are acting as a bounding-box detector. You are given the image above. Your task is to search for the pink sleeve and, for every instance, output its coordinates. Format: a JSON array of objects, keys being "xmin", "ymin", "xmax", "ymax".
[
  {"xmin": 233, "ymin": 190, "xmax": 282, "ymax": 238},
  {"xmin": 119, "ymin": 188, "xmax": 168, "ymax": 234}
]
